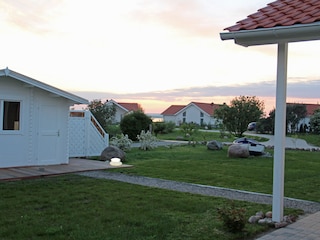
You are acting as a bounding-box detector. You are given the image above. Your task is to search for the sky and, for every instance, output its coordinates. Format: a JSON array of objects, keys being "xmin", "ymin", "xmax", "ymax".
[{"xmin": 0, "ymin": 0, "xmax": 319, "ymax": 114}]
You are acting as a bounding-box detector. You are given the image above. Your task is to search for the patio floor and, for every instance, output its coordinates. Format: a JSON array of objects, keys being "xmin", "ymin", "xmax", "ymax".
[{"xmin": 0, "ymin": 158, "xmax": 131, "ymax": 182}]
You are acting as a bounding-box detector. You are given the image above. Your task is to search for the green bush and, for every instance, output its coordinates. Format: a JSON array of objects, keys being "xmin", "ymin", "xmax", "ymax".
[
  {"xmin": 217, "ymin": 201, "xmax": 247, "ymax": 233},
  {"xmin": 180, "ymin": 122, "xmax": 199, "ymax": 137},
  {"xmin": 110, "ymin": 133, "xmax": 132, "ymax": 151},
  {"xmin": 137, "ymin": 130, "xmax": 158, "ymax": 150},
  {"xmin": 120, "ymin": 111, "xmax": 152, "ymax": 141},
  {"xmin": 153, "ymin": 121, "xmax": 175, "ymax": 136},
  {"xmin": 105, "ymin": 124, "xmax": 122, "ymax": 138}
]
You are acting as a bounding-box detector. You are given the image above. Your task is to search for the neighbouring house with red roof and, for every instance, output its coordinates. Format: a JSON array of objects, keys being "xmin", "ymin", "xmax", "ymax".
[
  {"xmin": 106, "ymin": 99, "xmax": 142, "ymax": 123},
  {"xmin": 287, "ymin": 103, "xmax": 320, "ymax": 132},
  {"xmin": 161, "ymin": 102, "xmax": 221, "ymax": 127}
]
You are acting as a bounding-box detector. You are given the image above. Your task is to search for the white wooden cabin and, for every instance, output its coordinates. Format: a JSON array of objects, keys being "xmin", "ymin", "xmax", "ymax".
[{"xmin": 0, "ymin": 68, "xmax": 89, "ymax": 168}]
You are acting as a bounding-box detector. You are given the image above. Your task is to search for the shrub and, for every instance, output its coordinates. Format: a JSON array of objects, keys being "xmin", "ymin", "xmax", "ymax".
[
  {"xmin": 105, "ymin": 124, "xmax": 122, "ymax": 138},
  {"xmin": 137, "ymin": 130, "xmax": 158, "ymax": 151},
  {"xmin": 110, "ymin": 134, "xmax": 132, "ymax": 151},
  {"xmin": 153, "ymin": 121, "xmax": 176, "ymax": 136},
  {"xmin": 217, "ymin": 201, "xmax": 247, "ymax": 233},
  {"xmin": 120, "ymin": 111, "xmax": 152, "ymax": 141},
  {"xmin": 180, "ymin": 122, "xmax": 199, "ymax": 137}
]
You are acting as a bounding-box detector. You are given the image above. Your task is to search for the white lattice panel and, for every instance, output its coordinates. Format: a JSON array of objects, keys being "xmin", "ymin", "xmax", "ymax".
[{"xmin": 68, "ymin": 110, "xmax": 108, "ymax": 157}]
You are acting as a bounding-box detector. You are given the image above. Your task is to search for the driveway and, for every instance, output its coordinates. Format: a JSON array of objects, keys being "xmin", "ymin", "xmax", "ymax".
[{"xmin": 245, "ymin": 132, "xmax": 320, "ymax": 150}]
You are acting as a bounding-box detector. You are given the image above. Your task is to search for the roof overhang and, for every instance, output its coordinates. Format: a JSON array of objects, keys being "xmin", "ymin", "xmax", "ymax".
[
  {"xmin": 0, "ymin": 68, "xmax": 88, "ymax": 104},
  {"xmin": 220, "ymin": 22, "xmax": 320, "ymax": 47}
]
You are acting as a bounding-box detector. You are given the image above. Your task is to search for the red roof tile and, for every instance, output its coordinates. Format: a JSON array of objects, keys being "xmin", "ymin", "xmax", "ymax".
[
  {"xmin": 161, "ymin": 105, "xmax": 185, "ymax": 115},
  {"xmin": 287, "ymin": 103, "xmax": 320, "ymax": 115},
  {"xmin": 118, "ymin": 102, "xmax": 141, "ymax": 112},
  {"xmin": 225, "ymin": 0, "xmax": 320, "ymax": 32},
  {"xmin": 192, "ymin": 102, "xmax": 220, "ymax": 115},
  {"xmin": 162, "ymin": 102, "xmax": 222, "ymax": 116}
]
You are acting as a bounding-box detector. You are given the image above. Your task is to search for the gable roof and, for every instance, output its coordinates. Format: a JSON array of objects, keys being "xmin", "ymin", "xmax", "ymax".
[
  {"xmin": 0, "ymin": 68, "xmax": 88, "ymax": 104},
  {"xmin": 220, "ymin": 0, "xmax": 320, "ymax": 46},
  {"xmin": 225, "ymin": 0, "xmax": 320, "ymax": 32},
  {"xmin": 161, "ymin": 105, "xmax": 185, "ymax": 115},
  {"xmin": 118, "ymin": 102, "xmax": 141, "ymax": 112},
  {"xmin": 107, "ymin": 99, "xmax": 141, "ymax": 112},
  {"xmin": 191, "ymin": 102, "xmax": 221, "ymax": 116},
  {"xmin": 287, "ymin": 102, "xmax": 320, "ymax": 116},
  {"xmin": 162, "ymin": 102, "xmax": 221, "ymax": 116}
]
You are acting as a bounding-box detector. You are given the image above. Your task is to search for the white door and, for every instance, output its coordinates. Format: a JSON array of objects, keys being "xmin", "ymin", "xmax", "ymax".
[{"xmin": 38, "ymin": 105, "xmax": 60, "ymax": 165}]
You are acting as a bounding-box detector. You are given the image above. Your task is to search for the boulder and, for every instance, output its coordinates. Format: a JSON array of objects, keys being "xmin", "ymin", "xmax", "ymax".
[
  {"xmin": 228, "ymin": 144, "xmax": 249, "ymax": 158},
  {"xmin": 207, "ymin": 140, "xmax": 223, "ymax": 150},
  {"xmin": 100, "ymin": 146, "xmax": 125, "ymax": 161}
]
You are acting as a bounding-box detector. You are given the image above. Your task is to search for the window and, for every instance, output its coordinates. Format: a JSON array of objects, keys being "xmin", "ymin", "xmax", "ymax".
[
  {"xmin": 182, "ymin": 111, "xmax": 186, "ymax": 123},
  {"xmin": 2, "ymin": 101, "xmax": 20, "ymax": 130}
]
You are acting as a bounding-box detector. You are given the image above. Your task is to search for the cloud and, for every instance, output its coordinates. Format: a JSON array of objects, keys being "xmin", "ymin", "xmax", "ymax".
[
  {"xmin": 72, "ymin": 79, "xmax": 320, "ymax": 103},
  {"xmin": 0, "ymin": 0, "xmax": 63, "ymax": 34}
]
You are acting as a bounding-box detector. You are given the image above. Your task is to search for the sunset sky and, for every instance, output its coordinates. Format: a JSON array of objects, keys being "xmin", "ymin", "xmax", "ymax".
[{"xmin": 1, "ymin": 0, "xmax": 319, "ymax": 114}]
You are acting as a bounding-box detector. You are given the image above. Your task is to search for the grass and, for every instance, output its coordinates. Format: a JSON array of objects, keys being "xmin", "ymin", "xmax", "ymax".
[
  {"xmin": 287, "ymin": 133, "xmax": 320, "ymax": 147},
  {"xmin": 0, "ymin": 174, "xmax": 297, "ymax": 240},
  {"xmin": 112, "ymin": 145, "xmax": 320, "ymax": 202},
  {"xmin": 156, "ymin": 129, "xmax": 269, "ymax": 143},
  {"xmin": 1, "ymin": 130, "xmax": 318, "ymax": 239}
]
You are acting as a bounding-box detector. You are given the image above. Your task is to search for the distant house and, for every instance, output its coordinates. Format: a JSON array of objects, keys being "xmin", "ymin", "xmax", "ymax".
[
  {"xmin": 287, "ymin": 103, "xmax": 320, "ymax": 132},
  {"xmin": 106, "ymin": 99, "xmax": 142, "ymax": 123},
  {"xmin": 0, "ymin": 68, "xmax": 88, "ymax": 168},
  {"xmin": 161, "ymin": 102, "xmax": 221, "ymax": 126}
]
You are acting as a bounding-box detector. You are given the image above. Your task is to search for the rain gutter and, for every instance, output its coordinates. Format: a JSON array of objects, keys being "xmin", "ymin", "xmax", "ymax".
[{"xmin": 220, "ymin": 22, "xmax": 320, "ymax": 47}]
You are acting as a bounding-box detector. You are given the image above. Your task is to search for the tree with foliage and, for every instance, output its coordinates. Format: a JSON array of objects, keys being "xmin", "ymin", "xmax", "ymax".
[
  {"xmin": 120, "ymin": 110, "xmax": 152, "ymax": 140},
  {"xmin": 214, "ymin": 96, "xmax": 264, "ymax": 137},
  {"xmin": 87, "ymin": 99, "xmax": 116, "ymax": 131},
  {"xmin": 310, "ymin": 108, "xmax": 320, "ymax": 134},
  {"xmin": 258, "ymin": 104, "xmax": 308, "ymax": 134},
  {"xmin": 286, "ymin": 104, "xmax": 307, "ymax": 133},
  {"xmin": 257, "ymin": 109, "xmax": 275, "ymax": 134}
]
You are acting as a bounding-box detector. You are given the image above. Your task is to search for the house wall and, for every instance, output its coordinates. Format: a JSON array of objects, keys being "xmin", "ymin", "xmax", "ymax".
[
  {"xmin": 164, "ymin": 105, "xmax": 216, "ymax": 126},
  {"xmin": 113, "ymin": 106, "xmax": 127, "ymax": 123},
  {"xmin": 163, "ymin": 115, "xmax": 178, "ymax": 125},
  {"xmin": 0, "ymin": 76, "xmax": 70, "ymax": 168}
]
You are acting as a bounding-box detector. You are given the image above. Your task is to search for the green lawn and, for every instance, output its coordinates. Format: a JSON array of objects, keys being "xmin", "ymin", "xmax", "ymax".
[
  {"xmin": 113, "ymin": 145, "xmax": 320, "ymax": 202},
  {"xmin": 0, "ymin": 175, "xmax": 293, "ymax": 240},
  {"xmin": 1, "ymin": 136, "xmax": 318, "ymax": 239}
]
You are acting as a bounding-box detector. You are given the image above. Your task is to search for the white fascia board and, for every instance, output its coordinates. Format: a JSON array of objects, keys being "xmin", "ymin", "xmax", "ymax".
[
  {"xmin": 220, "ymin": 22, "xmax": 320, "ymax": 47},
  {"xmin": 0, "ymin": 68, "xmax": 88, "ymax": 104}
]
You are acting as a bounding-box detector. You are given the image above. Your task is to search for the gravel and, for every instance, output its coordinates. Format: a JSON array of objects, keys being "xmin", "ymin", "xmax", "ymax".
[{"xmin": 78, "ymin": 171, "xmax": 320, "ymax": 214}]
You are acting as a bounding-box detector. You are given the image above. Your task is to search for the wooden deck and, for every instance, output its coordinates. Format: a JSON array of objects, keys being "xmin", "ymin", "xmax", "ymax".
[{"xmin": 0, "ymin": 158, "xmax": 131, "ymax": 182}]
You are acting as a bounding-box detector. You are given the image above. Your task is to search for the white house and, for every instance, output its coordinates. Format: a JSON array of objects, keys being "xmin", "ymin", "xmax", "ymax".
[
  {"xmin": 287, "ymin": 103, "xmax": 320, "ymax": 132},
  {"xmin": 106, "ymin": 99, "xmax": 142, "ymax": 123},
  {"xmin": 0, "ymin": 68, "xmax": 88, "ymax": 168},
  {"xmin": 161, "ymin": 102, "xmax": 221, "ymax": 126}
]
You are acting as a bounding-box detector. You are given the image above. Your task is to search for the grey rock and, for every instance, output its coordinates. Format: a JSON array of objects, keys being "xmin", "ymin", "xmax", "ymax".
[
  {"xmin": 227, "ymin": 144, "xmax": 249, "ymax": 158},
  {"xmin": 100, "ymin": 146, "xmax": 126, "ymax": 161},
  {"xmin": 207, "ymin": 140, "xmax": 223, "ymax": 150}
]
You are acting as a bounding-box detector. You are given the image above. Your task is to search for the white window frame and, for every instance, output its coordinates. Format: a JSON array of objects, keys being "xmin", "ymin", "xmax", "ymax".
[{"xmin": 0, "ymin": 99, "xmax": 22, "ymax": 134}]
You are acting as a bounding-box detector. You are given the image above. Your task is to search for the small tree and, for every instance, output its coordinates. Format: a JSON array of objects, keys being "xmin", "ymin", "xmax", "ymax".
[
  {"xmin": 257, "ymin": 109, "xmax": 275, "ymax": 134},
  {"xmin": 214, "ymin": 96, "xmax": 264, "ymax": 137},
  {"xmin": 310, "ymin": 108, "xmax": 320, "ymax": 134},
  {"xmin": 120, "ymin": 110, "xmax": 152, "ymax": 141},
  {"xmin": 87, "ymin": 99, "xmax": 116, "ymax": 131},
  {"xmin": 286, "ymin": 104, "xmax": 307, "ymax": 133}
]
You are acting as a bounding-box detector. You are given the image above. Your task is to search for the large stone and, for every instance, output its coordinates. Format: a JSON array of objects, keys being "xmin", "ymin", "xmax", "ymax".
[
  {"xmin": 100, "ymin": 146, "xmax": 126, "ymax": 161},
  {"xmin": 227, "ymin": 144, "xmax": 249, "ymax": 158},
  {"xmin": 207, "ymin": 140, "xmax": 223, "ymax": 150}
]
